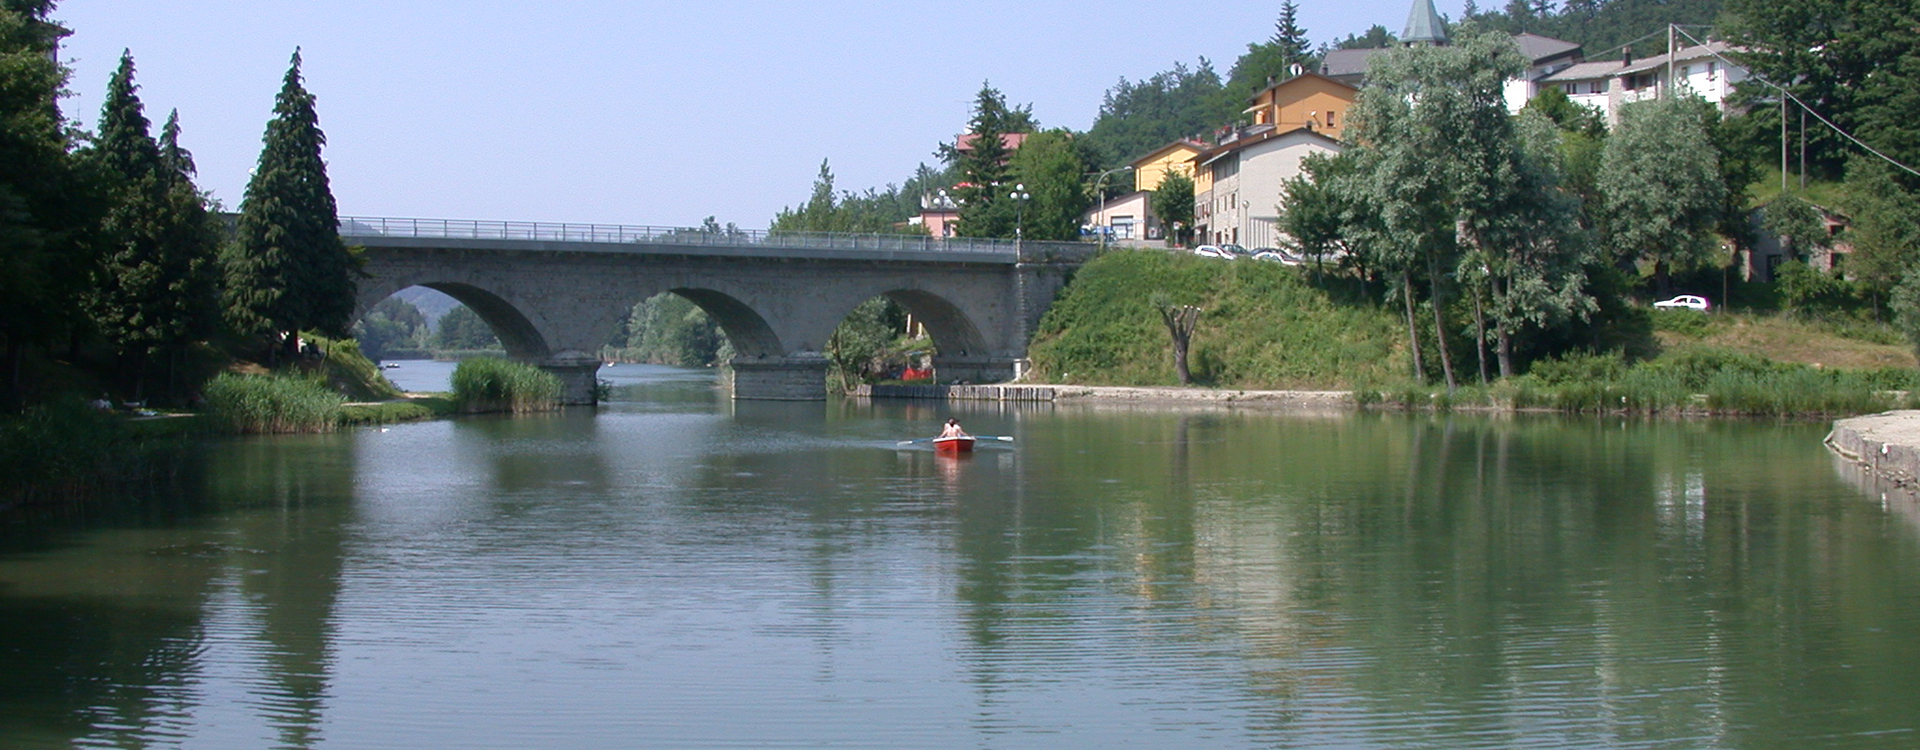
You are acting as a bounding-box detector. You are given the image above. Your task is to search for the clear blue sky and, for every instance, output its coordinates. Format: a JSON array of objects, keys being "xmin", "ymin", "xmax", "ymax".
[{"xmin": 56, "ymin": 0, "xmax": 1446, "ymax": 228}]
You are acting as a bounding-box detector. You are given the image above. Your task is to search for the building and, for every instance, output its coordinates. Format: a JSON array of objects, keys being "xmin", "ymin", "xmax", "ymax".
[
  {"xmin": 1540, "ymin": 42, "xmax": 1750, "ymax": 124},
  {"xmin": 1192, "ymin": 126, "xmax": 1345, "ymax": 248},
  {"xmin": 1244, "ymin": 72, "xmax": 1359, "ymax": 141}
]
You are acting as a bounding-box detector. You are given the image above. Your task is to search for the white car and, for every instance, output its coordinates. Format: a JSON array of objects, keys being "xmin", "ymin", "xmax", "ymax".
[
  {"xmin": 1653, "ymin": 294, "xmax": 1711, "ymax": 311},
  {"xmin": 1192, "ymin": 245, "xmax": 1230, "ymax": 259},
  {"xmin": 1252, "ymin": 250, "xmax": 1302, "ymax": 265}
]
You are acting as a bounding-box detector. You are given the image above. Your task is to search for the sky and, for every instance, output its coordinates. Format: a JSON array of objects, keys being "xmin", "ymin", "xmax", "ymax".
[{"xmin": 54, "ymin": 0, "xmax": 1450, "ymax": 228}]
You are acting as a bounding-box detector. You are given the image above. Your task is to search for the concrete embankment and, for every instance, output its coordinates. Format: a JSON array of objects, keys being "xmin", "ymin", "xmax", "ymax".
[
  {"xmin": 856, "ymin": 383, "xmax": 1353, "ymax": 410},
  {"xmin": 1826, "ymin": 411, "xmax": 1920, "ymax": 488}
]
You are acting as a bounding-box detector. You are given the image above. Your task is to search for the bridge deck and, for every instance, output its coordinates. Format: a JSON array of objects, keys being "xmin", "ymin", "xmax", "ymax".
[{"xmin": 341, "ymin": 216, "xmax": 1095, "ymax": 264}]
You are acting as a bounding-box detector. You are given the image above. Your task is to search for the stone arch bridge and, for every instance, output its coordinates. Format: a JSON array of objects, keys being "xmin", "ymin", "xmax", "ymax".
[{"xmin": 344, "ymin": 217, "xmax": 1095, "ymax": 402}]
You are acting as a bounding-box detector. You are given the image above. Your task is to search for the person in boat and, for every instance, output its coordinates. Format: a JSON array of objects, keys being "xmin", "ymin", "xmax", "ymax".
[{"xmin": 939, "ymin": 418, "xmax": 968, "ymax": 439}]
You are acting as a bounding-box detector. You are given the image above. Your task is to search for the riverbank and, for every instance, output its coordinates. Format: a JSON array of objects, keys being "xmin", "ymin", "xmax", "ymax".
[{"xmin": 1826, "ymin": 411, "xmax": 1920, "ymax": 489}]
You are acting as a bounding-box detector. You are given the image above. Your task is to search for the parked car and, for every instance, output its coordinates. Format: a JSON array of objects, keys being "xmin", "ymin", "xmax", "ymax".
[
  {"xmin": 1253, "ymin": 249, "xmax": 1302, "ymax": 265},
  {"xmin": 1219, "ymin": 243, "xmax": 1249, "ymax": 258},
  {"xmin": 1193, "ymin": 245, "xmax": 1229, "ymax": 259},
  {"xmin": 1653, "ymin": 294, "xmax": 1711, "ymax": 311}
]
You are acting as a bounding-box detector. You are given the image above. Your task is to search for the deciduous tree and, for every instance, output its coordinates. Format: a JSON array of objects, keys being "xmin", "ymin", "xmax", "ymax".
[
  {"xmin": 1151, "ymin": 172, "xmax": 1196, "ymax": 247},
  {"xmin": 1595, "ymin": 96, "xmax": 1726, "ymax": 297}
]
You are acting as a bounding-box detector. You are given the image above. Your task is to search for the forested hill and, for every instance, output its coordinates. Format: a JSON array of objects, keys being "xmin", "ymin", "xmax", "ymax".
[{"xmin": 1462, "ymin": 0, "xmax": 1723, "ymax": 59}]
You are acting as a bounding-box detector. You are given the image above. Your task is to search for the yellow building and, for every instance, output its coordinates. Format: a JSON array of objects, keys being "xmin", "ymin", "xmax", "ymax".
[
  {"xmin": 1128, "ymin": 139, "xmax": 1207, "ymax": 193},
  {"xmin": 1243, "ymin": 72, "xmax": 1359, "ymax": 141}
]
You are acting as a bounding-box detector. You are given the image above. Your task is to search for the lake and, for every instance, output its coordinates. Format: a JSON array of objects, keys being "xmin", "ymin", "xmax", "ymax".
[{"xmin": 2, "ymin": 365, "xmax": 1916, "ymax": 749}]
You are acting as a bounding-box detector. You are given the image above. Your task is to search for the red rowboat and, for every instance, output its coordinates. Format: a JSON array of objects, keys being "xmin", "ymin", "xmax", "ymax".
[{"xmin": 933, "ymin": 436, "xmax": 976, "ymax": 455}]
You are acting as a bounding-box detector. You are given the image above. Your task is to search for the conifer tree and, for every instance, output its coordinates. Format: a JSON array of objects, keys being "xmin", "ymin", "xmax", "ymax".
[
  {"xmin": 226, "ymin": 49, "xmax": 358, "ymax": 364},
  {"xmin": 941, "ymin": 83, "xmax": 1034, "ymax": 238},
  {"xmin": 85, "ymin": 52, "xmax": 221, "ymax": 401}
]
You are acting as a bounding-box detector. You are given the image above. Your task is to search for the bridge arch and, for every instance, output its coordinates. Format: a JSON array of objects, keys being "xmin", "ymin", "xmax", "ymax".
[
  {"xmin": 666, "ymin": 287, "xmax": 783, "ymax": 359},
  {"xmin": 876, "ymin": 288, "xmax": 988, "ymax": 359},
  {"xmin": 356, "ymin": 279, "xmax": 552, "ymax": 360}
]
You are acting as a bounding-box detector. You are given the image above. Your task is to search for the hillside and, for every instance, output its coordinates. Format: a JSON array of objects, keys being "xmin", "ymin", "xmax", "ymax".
[{"xmin": 1025, "ymin": 250, "xmax": 1406, "ymax": 388}]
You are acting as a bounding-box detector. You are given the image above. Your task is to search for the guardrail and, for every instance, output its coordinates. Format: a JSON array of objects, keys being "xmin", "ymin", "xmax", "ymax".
[{"xmin": 339, "ymin": 216, "xmax": 1049, "ymax": 256}]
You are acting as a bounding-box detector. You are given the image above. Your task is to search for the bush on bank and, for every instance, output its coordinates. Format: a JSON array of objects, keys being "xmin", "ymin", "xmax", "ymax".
[
  {"xmin": 451, "ymin": 358, "xmax": 561, "ymax": 413},
  {"xmin": 203, "ymin": 372, "xmax": 346, "ymax": 433}
]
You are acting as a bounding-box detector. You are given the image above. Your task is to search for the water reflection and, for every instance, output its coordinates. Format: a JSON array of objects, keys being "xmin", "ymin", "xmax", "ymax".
[{"xmin": 2, "ymin": 378, "xmax": 1918, "ymax": 748}]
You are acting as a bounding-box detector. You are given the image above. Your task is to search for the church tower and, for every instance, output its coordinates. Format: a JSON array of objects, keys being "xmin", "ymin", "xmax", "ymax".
[{"xmin": 1402, "ymin": 0, "xmax": 1450, "ymax": 46}]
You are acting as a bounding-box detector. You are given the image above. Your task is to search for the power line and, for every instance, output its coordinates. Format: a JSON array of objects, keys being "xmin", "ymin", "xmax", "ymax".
[{"xmin": 1670, "ymin": 24, "xmax": 1920, "ymax": 180}]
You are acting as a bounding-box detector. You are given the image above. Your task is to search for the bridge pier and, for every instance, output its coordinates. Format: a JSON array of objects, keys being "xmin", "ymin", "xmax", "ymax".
[
  {"xmin": 538, "ymin": 355, "xmax": 603, "ymax": 406},
  {"xmin": 730, "ymin": 355, "xmax": 829, "ymax": 401}
]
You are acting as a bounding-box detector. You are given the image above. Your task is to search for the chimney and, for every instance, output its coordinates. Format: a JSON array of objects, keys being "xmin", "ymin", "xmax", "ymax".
[{"xmin": 1623, "ymin": 46, "xmax": 1633, "ymax": 66}]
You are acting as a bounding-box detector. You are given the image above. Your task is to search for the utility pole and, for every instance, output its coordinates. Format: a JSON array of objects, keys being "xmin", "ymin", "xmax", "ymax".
[{"xmin": 1665, "ymin": 24, "xmax": 1676, "ymax": 100}]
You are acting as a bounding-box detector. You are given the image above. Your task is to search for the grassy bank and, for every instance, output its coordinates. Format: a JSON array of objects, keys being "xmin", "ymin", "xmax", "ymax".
[
  {"xmin": 1359, "ymin": 349, "xmax": 1920, "ymax": 417},
  {"xmin": 1026, "ymin": 250, "xmax": 1406, "ymax": 388}
]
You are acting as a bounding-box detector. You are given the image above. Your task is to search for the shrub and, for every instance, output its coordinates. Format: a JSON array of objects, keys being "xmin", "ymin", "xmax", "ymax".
[
  {"xmin": 203, "ymin": 373, "xmax": 345, "ymax": 433},
  {"xmin": 450, "ymin": 358, "xmax": 562, "ymax": 413}
]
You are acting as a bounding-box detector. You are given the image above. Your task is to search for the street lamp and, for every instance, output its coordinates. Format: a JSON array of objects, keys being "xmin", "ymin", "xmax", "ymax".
[
  {"xmin": 1011, "ymin": 183, "xmax": 1031, "ymax": 253},
  {"xmin": 1093, "ymin": 165, "xmax": 1134, "ymax": 252}
]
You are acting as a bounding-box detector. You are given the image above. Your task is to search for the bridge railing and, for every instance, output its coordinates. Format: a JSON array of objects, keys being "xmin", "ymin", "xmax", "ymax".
[{"xmin": 338, "ymin": 216, "xmax": 1086, "ymax": 257}]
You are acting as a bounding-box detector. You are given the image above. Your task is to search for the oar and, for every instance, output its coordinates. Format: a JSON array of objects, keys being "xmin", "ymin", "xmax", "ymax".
[
  {"xmin": 896, "ymin": 437, "xmax": 937, "ymax": 446},
  {"xmin": 972, "ymin": 435, "xmax": 1016, "ymax": 442}
]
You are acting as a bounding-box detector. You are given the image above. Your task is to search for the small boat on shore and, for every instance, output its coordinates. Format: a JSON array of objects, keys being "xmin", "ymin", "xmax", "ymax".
[{"xmin": 932, "ymin": 436, "xmax": 976, "ymax": 455}]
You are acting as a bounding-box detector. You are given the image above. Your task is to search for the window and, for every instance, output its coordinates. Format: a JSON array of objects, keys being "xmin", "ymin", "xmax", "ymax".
[
  {"xmin": 1563, "ymin": 83, "xmax": 1576, "ymax": 94},
  {"xmin": 1326, "ymin": 110, "xmax": 1337, "ymax": 127}
]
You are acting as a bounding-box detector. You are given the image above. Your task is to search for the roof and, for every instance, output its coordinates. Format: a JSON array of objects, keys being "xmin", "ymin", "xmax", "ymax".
[
  {"xmin": 1128, "ymin": 139, "xmax": 1207, "ymax": 168},
  {"xmin": 1247, "ymin": 71, "xmax": 1361, "ymax": 103},
  {"xmin": 1402, "ymin": 0, "xmax": 1448, "ymax": 45},
  {"xmin": 1543, "ymin": 60, "xmax": 1629, "ymax": 82},
  {"xmin": 1617, "ymin": 41, "xmax": 1739, "ymax": 75},
  {"xmin": 1321, "ymin": 47, "xmax": 1390, "ymax": 79},
  {"xmin": 1196, "ymin": 125, "xmax": 1343, "ymax": 167},
  {"xmin": 955, "ymin": 132, "xmax": 1029, "ymax": 152},
  {"xmin": 1512, "ymin": 33, "xmax": 1581, "ymax": 64}
]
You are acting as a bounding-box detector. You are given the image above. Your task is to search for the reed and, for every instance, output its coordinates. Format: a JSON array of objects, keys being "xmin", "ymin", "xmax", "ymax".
[
  {"xmin": 450, "ymin": 357, "xmax": 562, "ymax": 413},
  {"xmin": 203, "ymin": 372, "xmax": 345, "ymax": 433}
]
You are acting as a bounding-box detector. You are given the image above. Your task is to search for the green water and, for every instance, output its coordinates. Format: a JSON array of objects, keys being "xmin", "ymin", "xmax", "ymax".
[{"xmin": 2, "ymin": 366, "xmax": 1917, "ymax": 749}]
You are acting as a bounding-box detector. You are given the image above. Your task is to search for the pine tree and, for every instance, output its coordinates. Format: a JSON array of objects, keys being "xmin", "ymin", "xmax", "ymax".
[
  {"xmin": 1273, "ymin": 1, "xmax": 1312, "ymax": 69},
  {"xmin": 85, "ymin": 52, "xmax": 221, "ymax": 401},
  {"xmin": 941, "ymin": 83, "xmax": 1031, "ymax": 238},
  {"xmin": 226, "ymin": 49, "xmax": 358, "ymax": 364}
]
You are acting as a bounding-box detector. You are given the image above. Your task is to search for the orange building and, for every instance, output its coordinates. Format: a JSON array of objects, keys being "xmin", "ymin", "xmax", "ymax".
[{"xmin": 1242, "ymin": 72, "xmax": 1359, "ymax": 141}]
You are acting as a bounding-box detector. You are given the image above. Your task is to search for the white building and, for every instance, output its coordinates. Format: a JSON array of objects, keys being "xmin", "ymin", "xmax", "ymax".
[
  {"xmin": 1540, "ymin": 41, "xmax": 1749, "ymax": 124},
  {"xmin": 1193, "ymin": 127, "xmax": 1344, "ymax": 249}
]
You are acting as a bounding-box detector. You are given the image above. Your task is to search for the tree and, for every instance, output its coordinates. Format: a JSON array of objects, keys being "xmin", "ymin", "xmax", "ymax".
[
  {"xmin": 83, "ymin": 52, "xmax": 222, "ymax": 402},
  {"xmin": 1761, "ymin": 192, "xmax": 1826, "ymax": 261},
  {"xmin": 0, "ymin": 0, "xmax": 103, "ymax": 406},
  {"xmin": 770, "ymin": 159, "xmax": 927, "ymax": 234},
  {"xmin": 1150, "ymin": 292, "xmax": 1201, "ymax": 385},
  {"xmin": 1081, "ymin": 61, "xmax": 1226, "ymax": 170},
  {"xmin": 1221, "ymin": 2, "xmax": 1319, "ymax": 113},
  {"xmin": 1331, "ymin": 25, "xmax": 1396, "ymax": 50},
  {"xmin": 940, "ymin": 83, "xmax": 1036, "ymax": 239},
  {"xmin": 1723, "ymin": 0, "xmax": 1920, "ymax": 184},
  {"xmin": 434, "ymin": 305, "xmax": 500, "ymax": 351},
  {"xmin": 1151, "ymin": 172, "xmax": 1196, "ymax": 247},
  {"xmin": 1007, "ymin": 130, "xmax": 1090, "ymax": 242},
  {"xmin": 352, "ymin": 297, "xmax": 427, "ymax": 360},
  {"xmin": 1595, "ymin": 96, "xmax": 1726, "ymax": 297},
  {"xmin": 1348, "ymin": 32, "xmax": 1539, "ymax": 389},
  {"xmin": 225, "ymin": 49, "xmax": 359, "ymax": 364},
  {"xmin": 1843, "ymin": 156, "xmax": 1920, "ymax": 312}
]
